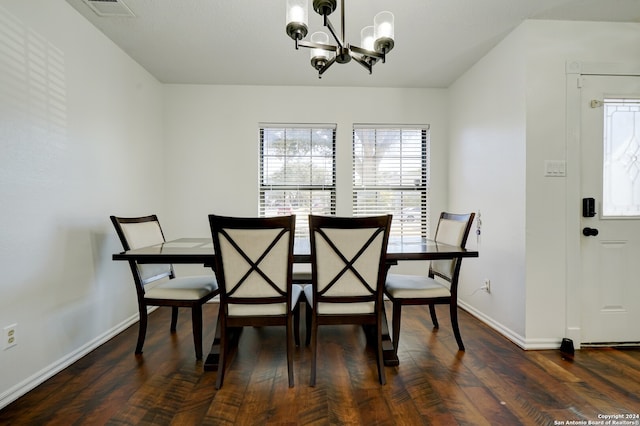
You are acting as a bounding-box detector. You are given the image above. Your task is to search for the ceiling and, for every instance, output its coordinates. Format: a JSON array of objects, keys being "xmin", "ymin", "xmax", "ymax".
[{"xmin": 65, "ymin": 0, "xmax": 640, "ymax": 88}]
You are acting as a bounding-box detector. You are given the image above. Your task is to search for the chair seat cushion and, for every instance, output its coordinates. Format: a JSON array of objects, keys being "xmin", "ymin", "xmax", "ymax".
[
  {"xmin": 228, "ymin": 283, "xmax": 303, "ymax": 317},
  {"xmin": 302, "ymin": 285, "xmax": 374, "ymax": 314},
  {"xmin": 145, "ymin": 275, "xmax": 217, "ymax": 300},
  {"xmin": 385, "ymin": 274, "xmax": 450, "ymax": 299}
]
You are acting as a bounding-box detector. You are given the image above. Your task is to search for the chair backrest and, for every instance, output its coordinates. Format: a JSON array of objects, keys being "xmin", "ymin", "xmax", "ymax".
[
  {"xmin": 309, "ymin": 215, "xmax": 392, "ymax": 314},
  {"xmin": 430, "ymin": 212, "xmax": 475, "ymax": 281},
  {"xmin": 209, "ymin": 215, "xmax": 295, "ymax": 317},
  {"xmin": 110, "ymin": 215, "xmax": 173, "ymax": 286}
]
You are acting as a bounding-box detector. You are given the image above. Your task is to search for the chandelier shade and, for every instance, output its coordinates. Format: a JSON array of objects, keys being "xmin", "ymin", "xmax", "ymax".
[
  {"xmin": 286, "ymin": 0, "xmax": 309, "ymax": 41},
  {"xmin": 360, "ymin": 26, "xmax": 375, "ymax": 51},
  {"xmin": 285, "ymin": 0, "xmax": 395, "ymax": 78},
  {"xmin": 310, "ymin": 31, "xmax": 333, "ymax": 71}
]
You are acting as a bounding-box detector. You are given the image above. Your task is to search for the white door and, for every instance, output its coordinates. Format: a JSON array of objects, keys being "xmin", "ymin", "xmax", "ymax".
[{"xmin": 580, "ymin": 75, "xmax": 640, "ymax": 344}]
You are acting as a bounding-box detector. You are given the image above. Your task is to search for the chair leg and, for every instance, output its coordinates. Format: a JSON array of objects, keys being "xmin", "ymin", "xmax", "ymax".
[
  {"xmin": 391, "ymin": 302, "xmax": 402, "ymax": 356},
  {"xmin": 450, "ymin": 302, "xmax": 465, "ymax": 351},
  {"xmin": 376, "ymin": 315, "xmax": 386, "ymax": 385},
  {"xmin": 286, "ymin": 315, "xmax": 295, "ymax": 387},
  {"xmin": 309, "ymin": 315, "xmax": 317, "ymax": 386},
  {"xmin": 170, "ymin": 306, "xmax": 179, "ymax": 332},
  {"xmin": 135, "ymin": 304, "xmax": 148, "ymax": 355},
  {"xmin": 429, "ymin": 303, "xmax": 439, "ymax": 328},
  {"xmin": 191, "ymin": 305, "xmax": 203, "ymax": 360}
]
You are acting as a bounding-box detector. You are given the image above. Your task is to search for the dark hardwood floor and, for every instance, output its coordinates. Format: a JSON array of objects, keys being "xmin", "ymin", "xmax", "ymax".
[{"xmin": 1, "ymin": 302, "xmax": 639, "ymax": 425}]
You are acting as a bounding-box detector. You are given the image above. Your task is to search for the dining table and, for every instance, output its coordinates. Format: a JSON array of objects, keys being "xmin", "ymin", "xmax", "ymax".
[{"xmin": 113, "ymin": 236, "xmax": 478, "ymax": 370}]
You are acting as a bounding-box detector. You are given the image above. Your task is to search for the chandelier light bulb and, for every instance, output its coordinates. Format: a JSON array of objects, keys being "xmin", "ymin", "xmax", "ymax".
[
  {"xmin": 286, "ymin": 0, "xmax": 308, "ymax": 24},
  {"xmin": 289, "ymin": 5, "xmax": 305, "ymax": 23},
  {"xmin": 360, "ymin": 26, "xmax": 375, "ymax": 51}
]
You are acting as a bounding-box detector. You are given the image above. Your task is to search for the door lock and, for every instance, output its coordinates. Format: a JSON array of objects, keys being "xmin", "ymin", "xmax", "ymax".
[
  {"xmin": 582, "ymin": 227, "xmax": 599, "ymax": 237},
  {"xmin": 582, "ymin": 198, "xmax": 596, "ymax": 217}
]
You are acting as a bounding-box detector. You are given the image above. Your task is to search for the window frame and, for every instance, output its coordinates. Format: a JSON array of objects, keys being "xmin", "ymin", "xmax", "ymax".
[
  {"xmin": 352, "ymin": 124, "xmax": 430, "ymax": 240},
  {"xmin": 258, "ymin": 123, "xmax": 337, "ymax": 238}
]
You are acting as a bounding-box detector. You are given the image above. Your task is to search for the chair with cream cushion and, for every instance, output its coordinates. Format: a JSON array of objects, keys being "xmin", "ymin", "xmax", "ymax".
[
  {"xmin": 385, "ymin": 212, "xmax": 475, "ymax": 352},
  {"xmin": 208, "ymin": 214, "xmax": 302, "ymax": 389},
  {"xmin": 305, "ymin": 214, "xmax": 392, "ymax": 386},
  {"xmin": 110, "ymin": 215, "xmax": 218, "ymax": 360}
]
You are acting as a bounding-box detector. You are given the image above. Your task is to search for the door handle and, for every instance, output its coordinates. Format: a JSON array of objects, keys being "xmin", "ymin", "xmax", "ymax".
[{"xmin": 582, "ymin": 227, "xmax": 599, "ymax": 237}]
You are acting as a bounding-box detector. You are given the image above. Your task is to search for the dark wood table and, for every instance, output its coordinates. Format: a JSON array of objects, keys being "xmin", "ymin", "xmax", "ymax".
[{"xmin": 113, "ymin": 237, "xmax": 478, "ymax": 369}]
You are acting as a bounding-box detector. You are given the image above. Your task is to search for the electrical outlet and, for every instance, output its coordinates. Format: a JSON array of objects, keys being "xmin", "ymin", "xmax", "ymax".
[
  {"xmin": 4, "ymin": 324, "xmax": 17, "ymax": 350},
  {"xmin": 483, "ymin": 279, "xmax": 491, "ymax": 293}
]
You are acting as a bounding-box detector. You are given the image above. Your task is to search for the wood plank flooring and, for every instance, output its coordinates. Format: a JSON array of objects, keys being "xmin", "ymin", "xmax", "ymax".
[{"xmin": 1, "ymin": 302, "xmax": 639, "ymax": 425}]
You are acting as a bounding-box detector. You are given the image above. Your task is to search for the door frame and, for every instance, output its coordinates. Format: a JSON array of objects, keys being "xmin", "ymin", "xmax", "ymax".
[{"xmin": 565, "ymin": 61, "xmax": 640, "ymax": 348}]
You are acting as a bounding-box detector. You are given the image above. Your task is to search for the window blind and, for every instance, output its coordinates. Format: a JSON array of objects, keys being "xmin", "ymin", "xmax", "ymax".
[
  {"xmin": 352, "ymin": 125, "xmax": 430, "ymax": 239},
  {"xmin": 259, "ymin": 124, "xmax": 336, "ymax": 238}
]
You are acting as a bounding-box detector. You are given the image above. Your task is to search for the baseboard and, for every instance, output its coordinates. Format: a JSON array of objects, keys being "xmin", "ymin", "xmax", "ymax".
[
  {"xmin": 458, "ymin": 301, "xmax": 562, "ymax": 350},
  {"xmin": 0, "ymin": 309, "xmax": 151, "ymax": 410}
]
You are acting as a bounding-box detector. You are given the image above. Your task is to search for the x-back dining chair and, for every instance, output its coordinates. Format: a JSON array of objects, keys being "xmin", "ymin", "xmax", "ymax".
[
  {"xmin": 305, "ymin": 214, "xmax": 392, "ymax": 386},
  {"xmin": 385, "ymin": 212, "xmax": 475, "ymax": 352},
  {"xmin": 208, "ymin": 214, "xmax": 302, "ymax": 389},
  {"xmin": 110, "ymin": 215, "xmax": 218, "ymax": 360}
]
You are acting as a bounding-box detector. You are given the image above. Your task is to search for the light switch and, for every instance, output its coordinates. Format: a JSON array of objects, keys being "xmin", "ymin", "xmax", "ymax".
[{"xmin": 545, "ymin": 160, "xmax": 566, "ymax": 177}]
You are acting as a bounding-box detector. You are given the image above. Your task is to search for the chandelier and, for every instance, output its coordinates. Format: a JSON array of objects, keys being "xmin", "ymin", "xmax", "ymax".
[{"xmin": 285, "ymin": 0, "xmax": 395, "ymax": 78}]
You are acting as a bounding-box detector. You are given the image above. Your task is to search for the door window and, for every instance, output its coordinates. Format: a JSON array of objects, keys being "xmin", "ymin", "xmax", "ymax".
[{"xmin": 603, "ymin": 98, "xmax": 640, "ymax": 217}]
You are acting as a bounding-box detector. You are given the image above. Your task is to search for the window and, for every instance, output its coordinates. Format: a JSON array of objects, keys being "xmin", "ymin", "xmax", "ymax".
[
  {"xmin": 603, "ymin": 98, "xmax": 640, "ymax": 217},
  {"xmin": 353, "ymin": 125, "xmax": 430, "ymax": 239},
  {"xmin": 259, "ymin": 124, "xmax": 336, "ymax": 237}
]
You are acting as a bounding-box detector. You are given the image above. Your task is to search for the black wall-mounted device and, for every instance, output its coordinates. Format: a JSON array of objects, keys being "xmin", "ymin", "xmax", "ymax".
[{"xmin": 582, "ymin": 197, "xmax": 596, "ymax": 217}]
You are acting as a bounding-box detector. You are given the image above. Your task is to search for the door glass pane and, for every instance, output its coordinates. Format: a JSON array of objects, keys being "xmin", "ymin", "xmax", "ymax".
[{"xmin": 603, "ymin": 99, "xmax": 640, "ymax": 217}]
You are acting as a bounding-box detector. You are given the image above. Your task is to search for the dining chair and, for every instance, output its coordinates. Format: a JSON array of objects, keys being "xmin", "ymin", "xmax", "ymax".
[
  {"xmin": 305, "ymin": 214, "xmax": 392, "ymax": 386},
  {"xmin": 110, "ymin": 215, "xmax": 218, "ymax": 360},
  {"xmin": 385, "ymin": 212, "xmax": 475, "ymax": 352},
  {"xmin": 208, "ymin": 214, "xmax": 302, "ymax": 389}
]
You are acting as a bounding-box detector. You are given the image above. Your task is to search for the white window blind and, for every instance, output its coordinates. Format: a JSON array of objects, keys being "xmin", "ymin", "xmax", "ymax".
[
  {"xmin": 353, "ymin": 125, "xmax": 430, "ymax": 239},
  {"xmin": 259, "ymin": 124, "xmax": 336, "ymax": 237}
]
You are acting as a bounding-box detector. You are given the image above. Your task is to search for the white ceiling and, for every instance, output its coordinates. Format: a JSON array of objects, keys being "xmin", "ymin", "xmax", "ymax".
[{"xmin": 65, "ymin": 0, "xmax": 640, "ymax": 88}]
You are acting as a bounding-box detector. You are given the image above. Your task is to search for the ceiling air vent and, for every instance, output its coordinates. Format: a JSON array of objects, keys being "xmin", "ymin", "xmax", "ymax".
[{"xmin": 83, "ymin": 0, "xmax": 135, "ymax": 17}]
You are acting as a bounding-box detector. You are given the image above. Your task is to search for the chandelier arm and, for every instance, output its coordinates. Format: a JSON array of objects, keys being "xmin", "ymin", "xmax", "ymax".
[
  {"xmin": 297, "ymin": 40, "xmax": 338, "ymax": 52},
  {"xmin": 352, "ymin": 55, "xmax": 373, "ymax": 74},
  {"xmin": 323, "ymin": 15, "xmax": 344, "ymax": 49},
  {"xmin": 318, "ymin": 57, "xmax": 337, "ymax": 78},
  {"xmin": 339, "ymin": 0, "xmax": 346, "ymax": 44},
  {"xmin": 350, "ymin": 45, "xmax": 385, "ymax": 61}
]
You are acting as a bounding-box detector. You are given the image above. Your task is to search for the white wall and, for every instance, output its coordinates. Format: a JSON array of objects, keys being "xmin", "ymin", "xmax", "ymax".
[
  {"xmin": 162, "ymin": 84, "xmax": 451, "ymax": 276},
  {"xmin": 448, "ymin": 25, "xmax": 528, "ymax": 341},
  {"xmin": 523, "ymin": 20, "xmax": 640, "ymax": 344},
  {"xmin": 449, "ymin": 19, "xmax": 640, "ymax": 348},
  {"xmin": 0, "ymin": 0, "xmax": 163, "ymax": 407}
]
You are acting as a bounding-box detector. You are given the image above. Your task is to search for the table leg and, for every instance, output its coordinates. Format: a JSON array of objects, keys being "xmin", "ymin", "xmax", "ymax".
[
  {"xmin": 363, "ymin": 303, "xmax": 399, "ymax": 366},
  {"xmin": 203, "ymin": 311, "xmax": 222, "ymax": 371},
  {"xmin": 203, "ymin": 311, "xmax": 242, "ymax": 371},
  {"xmin": 380, "ymin": 303, "xmax": 399, "ymax": 366}
]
